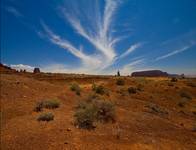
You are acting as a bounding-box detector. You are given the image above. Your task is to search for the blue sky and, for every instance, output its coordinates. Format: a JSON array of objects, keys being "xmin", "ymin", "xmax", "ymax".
[{"xmin": 1, "ymin": 0, "xmax": 196, "ymax": 75}]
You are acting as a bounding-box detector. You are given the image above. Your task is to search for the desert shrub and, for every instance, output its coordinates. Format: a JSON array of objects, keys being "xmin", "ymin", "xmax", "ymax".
[
  {"xmin": 116, "ymin": 78, "xmax": 125, "ymax": 86},
  {"xmin": 34, "ymin": 100, "xmax": 60, "ymax": 111},
  {"xmin": 34, "ymin": 101, "xmax": 44, "ymax": 112},
  {"xmin": 180, "ymin": 92, "xmax": 192, "ymax": 99},
  {"xmin": 96, "ymin": 100, "xmax": 115, "ymax": 122},
  {"xmin": 94, "ymin": 85, "xmax": 105, "ymax": 95},
  {"xmin": 70, "ymin": 83, "xmax": 81, "ymax": 95},
  {"xmin": 74, "ymin": 99, "xmax": 116, "ymax": 129},
  {"xmin": 92, "ymin": 83, "xmax": 97, "ymax": 91},
  {"xmin": 171, "ymin": 77, "xmax": 178, "ymax": 82},
  {"xmin": 43, "ymin": 99, "xmax": 60, "ymax": 109},
  {"xmin": 37, "ymin": 112, "xmax": 54, "ymax": 121},
  {"xmin": 128, "ymin": 87, "xmax": 137, "ymax": 94},
  {"xmin": 86, "ymin": 93, "xmax": 100, "ymax": 102},
  {"xmin": 74, "ymin": 103, "xmax": 97, "ymax": 129},
  {"xmin": 146, "ymin": 104, "xmax": 168, "ymax": 115}
]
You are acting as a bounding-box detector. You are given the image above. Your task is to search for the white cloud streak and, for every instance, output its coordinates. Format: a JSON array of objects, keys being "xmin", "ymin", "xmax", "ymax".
[
  {"xmin": 60, "ymin": 0, "xmax": 119, "ymax": 64},
  {"xmin": 155, "ymin": 44, "xmax": 195, "ymax": 61},
  {"xmin": 119, "ymin": 43, "xmax": 142, "ymax": 59},
  {"xmin": 39, "ymin": 0, "xmax": 143, "ymax": 74}
]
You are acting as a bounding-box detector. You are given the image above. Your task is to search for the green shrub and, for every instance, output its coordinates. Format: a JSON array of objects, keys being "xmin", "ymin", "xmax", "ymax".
[
  {"xmin": 74, "ymin": 103, "xmax": 97, "ymax": 129},
  {"xmin": 180, "ymin": 92, "xmax": 192, "ymax": 99},
  {"xmin": 94, "ymin": 85, "xmax": 105, "ymax": 95},
  {"xmin": 96, "ymin": 100, "xmax": 115, "ymax": 122},
  {"xmin": 70, "ymin": 83, "xmax": 81, "ymax": 95},
  {"xmin": 37, "ymin": 112, "xmax": 54, "ymax": 121},
  {"xmin": 43, "ymin": 99, "xmax": 60, "ymax": 109},
  {"xmin": 74, "ymin": 99, "xmax": 116, "ymax": 129},
  {"xmin": 116, "ymin": 78, "xmax": 125, "ymax": 86},
  {"xmin": 34, "ymin": 100, "xmax": 60, "ymax": 111},
  {"xmin": 171, "ymin": 77, "xmax": 178, "ymax": 82},
  {"xmin": 146, "ymin": 104, "xmax": 168, "ymax": 115},
  {"xmin": 128, "ymin": 87, "xmax": 137, "ymax": 94},
  {"xmin": 92, "ymin": 83, "xmax": 97, "ymax": 91}
]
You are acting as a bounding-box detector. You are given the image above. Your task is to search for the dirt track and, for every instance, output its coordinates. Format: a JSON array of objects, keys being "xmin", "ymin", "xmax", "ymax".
[{"xmin": 1, "ymin": 72, "xmax": 196, "ymax": 150}]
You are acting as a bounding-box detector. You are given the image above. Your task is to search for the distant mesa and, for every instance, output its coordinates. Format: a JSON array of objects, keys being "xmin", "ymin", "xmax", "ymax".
[
  {"xmin": 131, "ymin": 70, "xmax": 168, "ymax": 77},
  {"xmin": 33, "ymin": 68, "xmax": 41, "ymax": 73}
]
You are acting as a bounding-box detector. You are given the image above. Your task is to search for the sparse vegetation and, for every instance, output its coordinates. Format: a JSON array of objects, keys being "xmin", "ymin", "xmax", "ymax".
[
  {"xmin": 74, "ymin": 98, "xmax": 116, "ymax": 129},
  {"xmin": 37, "ymin": 112, "xmax": 54, "ymax": 121},
  {"xmin": 128, "ymin": 87, "xmax": 137, "ymax": 94},
  {"xmin": 74, "ymin": 103, "xmax": 97, "ymax": 129},
  {"xmin": 34, "ymin": 99, "xmax": 60, "ymax": 111},
  {"xmin": 93, "ymin": 84, "xmax": 106, "ymax": 95},
  {"xmin": 70, "ymin": 82, "xmax": 81, "ymax": 95},
  {"xmin": 146, "ymin": 104, "xmax": 168, "ymax": 115},
  {"xmin": 171, "ymin": 77, "xmax": 178, "ymax": 82},
  {"xmin": 96, "ymin": 100, "xmax": 116, "ymax": 122},
  {"xmin": 116, "ymin": 78, "xmax": 125, "ymax": 85},
  {"xmin": 43, "ymin": 99, "xmax": 60, "ymax": 109}
]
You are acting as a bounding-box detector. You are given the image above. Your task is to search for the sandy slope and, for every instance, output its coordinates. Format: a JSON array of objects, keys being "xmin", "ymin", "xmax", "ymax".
[{"xmin": 1, "ymin": 73, "xmax": 196, "ymax": 150}]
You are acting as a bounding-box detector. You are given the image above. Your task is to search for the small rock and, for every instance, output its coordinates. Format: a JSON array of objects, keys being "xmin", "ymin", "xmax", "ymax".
[{"xmin": 67, "ymin": 128, "xmax": 71, "ymax": 131}]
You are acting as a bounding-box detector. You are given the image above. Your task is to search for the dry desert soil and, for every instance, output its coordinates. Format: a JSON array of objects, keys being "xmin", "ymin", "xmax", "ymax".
[{"xmin": 1, "ymin": 68, "xmax": 196, "ymax": 150}]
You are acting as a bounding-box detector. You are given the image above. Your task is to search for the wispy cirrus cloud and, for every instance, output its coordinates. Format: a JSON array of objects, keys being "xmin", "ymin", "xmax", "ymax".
[
  {"xmin": 155, "ymin": 42, "xmax": 196, "ymax": 61},
  {"xmin": 41, "ymin": 22, "xmax": 102, "ymax": 71},
  {"xmin": 119, "ymin": 43, "xmax": 143, "ymax": 59},
  {"xmin": 39, "ymin": 0, "xmax": 143, "ymax": 74},
  {"xmin": 5, "ymin": 6, "xmax": 23, "ymax": 18}
]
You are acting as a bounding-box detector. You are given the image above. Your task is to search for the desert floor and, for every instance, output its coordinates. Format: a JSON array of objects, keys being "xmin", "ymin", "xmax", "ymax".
[{"xmin": 1, "ymin": 72, "xmax": 196, "ymax": 150}]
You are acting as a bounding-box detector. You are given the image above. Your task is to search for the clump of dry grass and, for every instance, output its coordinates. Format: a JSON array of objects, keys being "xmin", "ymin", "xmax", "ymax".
[
  {"xmin": 37, "ymin": 112, "xmax": 54, "ymax": 121},
  {"xmin": 74, "ymin": 98, "xmax": 116, "ymax": 129},
  {"xmin": 116, "ymin": 78, "xmax": 125, "ymax": 86},
  {"xmin": 128, "ymin": 87, "xmax": 137, "ymax": 94},
  {"xmin": 70, "ymin": 82, "xmax": 81, "ymax": 95},
  {"xmin": 171, "ymin": 77, "xmax": 178, "ymax": 82},
  {"xmin": 34, "ymin": 99, "xmax": 60, "ymax": 112},
  {"xmin": 92, "ymin": 84, "xmax": 107, "ymax": 95}
]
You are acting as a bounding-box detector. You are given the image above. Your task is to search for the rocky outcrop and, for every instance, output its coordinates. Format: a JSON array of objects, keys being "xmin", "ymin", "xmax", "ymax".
[
  {"xmin": 33, "ymin": 68, "xmax": 41, "ymax": 73},
  {"xmin": 0, "ymin": 63, "xmax": 17, "ymax": 73},
  {"xmin": 131, "ymin": 70, "xmax": 168, "ymax": 77}
]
